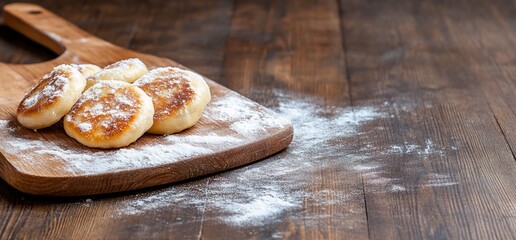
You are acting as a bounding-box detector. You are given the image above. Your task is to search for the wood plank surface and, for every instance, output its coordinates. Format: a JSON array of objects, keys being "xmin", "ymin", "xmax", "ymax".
[
  {"xmin": 201, "ymin": 0, "xmax": 368, "ymax": 239},
  {"xmin": 0, "ymin": 0, "xmax": 514, "ymax": 239},
  {"xmin": 339, "ymin": 0, "xmax": 516, "ymax": 239}
]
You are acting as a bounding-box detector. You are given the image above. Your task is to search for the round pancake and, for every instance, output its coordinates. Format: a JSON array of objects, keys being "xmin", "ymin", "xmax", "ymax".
[
  {"xmin": 133, "ymin": 67, "xmax": 211, "ymax": 134},
  {"xmin": 64, "ymin": 80, "xmax": 154, "ymax": 149},
  {"xmin": 85, "ymin": 58, "xmax": 148, "ymax": 90},
  {"xmin": 71, "ymin": 64, "xmax": 101, "ymax": 78},
  {"xmin": 17, "ymin": 64, "xmax": 86, "ymax": 129}
]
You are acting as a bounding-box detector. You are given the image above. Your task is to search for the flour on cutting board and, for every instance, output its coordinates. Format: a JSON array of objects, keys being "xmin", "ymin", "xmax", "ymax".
[
  {"xmin": 113, "ymin": 92, "xmax": 460, "ymax": 227},
  {"xmin": 1, "ymin": 88, "xmax": 460, "ymax": 227},
  {"xmin": 0, "ymin": 92, "xmax": 287, "ymax": 174}
]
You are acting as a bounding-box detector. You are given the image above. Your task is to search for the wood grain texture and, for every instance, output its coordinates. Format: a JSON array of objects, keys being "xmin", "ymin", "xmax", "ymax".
[
  {"xmin": 340, "ymin": 0, "xmax": 516, "ymax": 239},
  {"xmin": 0, "ymin": 0, "xmax": 514, "ymax": 239},
  {"xmin": 0, "ymin": 3, "xmax": 293, "ymax": 196},
  {"xmin": 201, "ymin": 0, "xmax": 368, "ymax": 239}
]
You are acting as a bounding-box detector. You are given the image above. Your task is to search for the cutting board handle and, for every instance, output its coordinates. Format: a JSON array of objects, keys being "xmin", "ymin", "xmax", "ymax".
[{"xmin": 3, "ymin": 3, "xmax": 97, "ymax": 55}]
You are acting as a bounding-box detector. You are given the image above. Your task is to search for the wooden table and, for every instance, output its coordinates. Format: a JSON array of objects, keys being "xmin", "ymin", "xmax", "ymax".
[{"xmin": 0, "ymin": 0, "xmax": 514, "ymax": 239}]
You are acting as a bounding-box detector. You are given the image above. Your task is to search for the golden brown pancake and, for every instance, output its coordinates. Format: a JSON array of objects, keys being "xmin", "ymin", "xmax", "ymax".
[
  {"xmin": 17, "ymin": 64, "xmax": 86, "ymax": 129},
  {"xmin": 70, "ymin": 63, "xmax": 101, "ymax": 78},
  {"xmin": 85, "ymin": 58, "xmax": 148, "ymax": 90},
  {"xmin": 133, "ymin": 67, "xmax": 211, "ymax": 134},
  {"xmin": 64, "ymin": 80, "xmax": 154, "ymax": 148}
]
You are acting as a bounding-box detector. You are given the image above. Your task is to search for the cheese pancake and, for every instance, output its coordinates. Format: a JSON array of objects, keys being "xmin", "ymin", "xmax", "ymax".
[
  {"xmin": 64, "ymin": 80, "xmax": 154, "ymax": 148},
  {"xmin": 133, "ymin": 67, "xmax": 211, "ymax": 134},
  {"xmin": 17, "ymin": 64, "xmax": 86, "ymax": 129},
  {"xmin": 85, "ymin": 58, "xmax": 148, "ymax": 90}
]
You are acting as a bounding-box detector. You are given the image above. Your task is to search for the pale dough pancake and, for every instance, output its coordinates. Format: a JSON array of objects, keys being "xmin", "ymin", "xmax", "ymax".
[
  {"xmin": 85, "ymin": 58, "xmax": 148, "ymax": 90},
  {"xmin": 133, "ymin": 67, "xmax": 211, "ymax": 134},
  {"xmin": 17, "ymin": 64, "xmax": 86, "ymax": 129},
  {"xmin": 64, "ymin": 80, "xmax": 154, "ymax": 148},
  {"xmin": 71, "ymin": 64, "xmax": 101, "ymax": 78}
]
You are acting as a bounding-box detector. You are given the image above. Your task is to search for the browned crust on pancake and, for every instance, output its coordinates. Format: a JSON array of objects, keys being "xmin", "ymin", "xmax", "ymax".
[
  {"xmin": 137, "ymin": 75, "xmax": 195, "ymax": 121},
  {"xmin": 66, "ymin": 86, "xmax": 142, "ymax": 141},
  {"xmin": 17, "ymin": 68, "xmax": 71, "ymax": 115}
]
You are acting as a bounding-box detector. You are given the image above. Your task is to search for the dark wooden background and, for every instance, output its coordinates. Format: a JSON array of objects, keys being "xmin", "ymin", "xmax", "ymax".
[{"xmin": 0, "ymin": 0, "xmax": 514, "ymax": 239}]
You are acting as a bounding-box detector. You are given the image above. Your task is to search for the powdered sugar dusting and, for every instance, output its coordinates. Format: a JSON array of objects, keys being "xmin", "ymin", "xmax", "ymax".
[
  {"xmin": 134, "ymin": 67, "xmax": 189, "ymax": 85},
  {"xmin": 86, "ymin": 58, "xmax": 147, "ymax": 85},
  {"xmin": 164, "ymin": 134, "xmax": 242, "ymax": 145},
  {"xmin": 206, "ymin": 92, "xmax": 290, "ymax": 136},
  {"xmin": 0, "ymin": 118, "xmax": 250, "ymax": 174},
  {"xmin": 133, "ymin": 67, "xmax": 197, "ymax": 118},
  {"xmin": 77, "ymin": 122, "xmax": 92, "ymax": 132},
  {"xmin": 423, "ymin": 174, "xmax": 459, "ymax": 187},
  {"xmin": 119, "ymin": 188, "xmax": 195, "ymax": 216},
  {"xmin": 3, "ymin": 86, "xmax": 462, "ymax": 227},
  {"xmin": 70, "ymin": 64, "xmax": 101, "ymax": 78},
  {"xmin": 222, "ymin": 190, "xmax": 297, "ymax": 226},
  {"xmin": 112, "ymin": 92, "xmax": 460, "ymax": 227},
  {"xmin": 0, "ymin": 123, "xmax": 216, "ymax": 174},
  {"xmin": 104, "ymin": 58, "xmax": 144, "ymax": 70},
  {"xmin": 0, "ymin": 90, "xmax": 290, "ymax": 174},
  {"xmin": 21, "ymin": 65, "xmax": 73, "ymax": 108},
  {"xmin": 65, "ymin": 81, "xmax": 139, "ymax": 133},
  {"xmin": 229, "ymin": 116, "xmax": 267, "ymax": 135},
  {"xmin": 22, "ymin": 93, "xmax": 40, "ymax": 108}
]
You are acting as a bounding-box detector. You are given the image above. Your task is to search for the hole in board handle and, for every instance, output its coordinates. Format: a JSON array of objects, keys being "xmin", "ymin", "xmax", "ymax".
[
  {"xmin": 27, "ymin": 9, "xmax": 42, "ymax": 14},
  {"xmin": 0, "ymin": 25, "xmax": 59, "ymax": 64}
]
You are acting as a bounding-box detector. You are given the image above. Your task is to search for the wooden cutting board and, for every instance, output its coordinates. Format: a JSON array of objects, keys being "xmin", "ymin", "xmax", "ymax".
[{"xmin": 0, "ymin": 3, "xmax": 293, "ymax": 196}]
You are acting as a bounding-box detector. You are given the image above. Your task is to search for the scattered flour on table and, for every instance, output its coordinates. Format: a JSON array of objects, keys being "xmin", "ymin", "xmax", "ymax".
[
  {"xmin": 0, "ymin": 90, "xmax": 461, "ymax": 226},
  {"xmin": 423, "ymin": 173, "xmax": 459, "ymax": 187},
  {"xmin": 120, "ymin": 187, "xmax": 202, "ymax": 216},
  {"xmin": 113, "ymin": 92, "xmax": 460, "ymax": 227},
  {"xmin": 224, "ymin": 193, "xmax": 297, "ymax": 225},
  {"xmin": 391, "ymin": 185, "xmax": 407, "ymax": 192}
]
